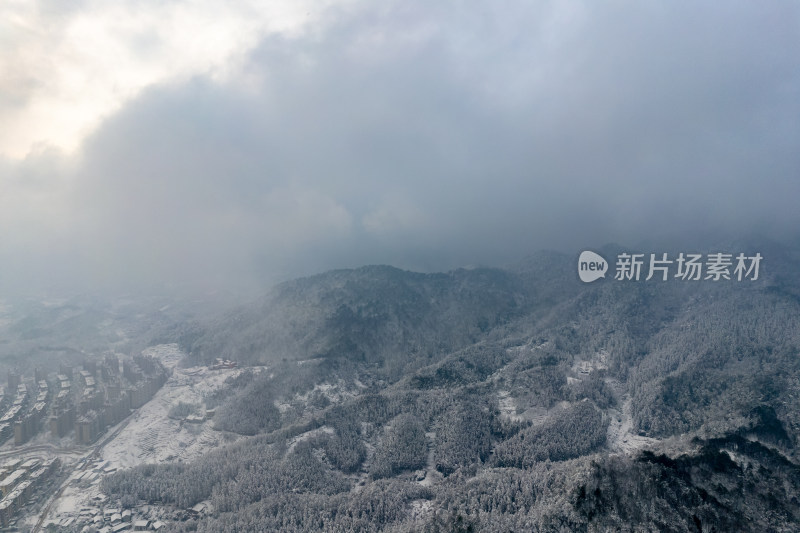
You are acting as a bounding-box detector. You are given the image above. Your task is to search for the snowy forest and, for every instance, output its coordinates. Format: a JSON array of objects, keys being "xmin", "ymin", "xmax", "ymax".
[{"xmin": 93, "ymin": 242, "xmax": 800, "ymax": 532}]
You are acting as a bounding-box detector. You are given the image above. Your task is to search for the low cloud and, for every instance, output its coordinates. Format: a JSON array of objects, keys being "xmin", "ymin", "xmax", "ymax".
[{"xmin": 0, "ymin": 0, "xmax": 798, "ymax": 295}]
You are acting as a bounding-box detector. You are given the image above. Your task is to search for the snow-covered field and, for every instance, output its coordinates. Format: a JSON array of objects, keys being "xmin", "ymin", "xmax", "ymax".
[
  {"xmin": 101, "ymin": 344, "xmax": 246, "ymax": 469},
  {"xmin": 39, "ymin": 344, "xmax": 252, "ymax": 529}
]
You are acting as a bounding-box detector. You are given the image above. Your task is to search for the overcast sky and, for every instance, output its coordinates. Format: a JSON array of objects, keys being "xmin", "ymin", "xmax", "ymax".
[{"xmin": 1, "ymin": 0, "xmax": 798, "ymax": 295}]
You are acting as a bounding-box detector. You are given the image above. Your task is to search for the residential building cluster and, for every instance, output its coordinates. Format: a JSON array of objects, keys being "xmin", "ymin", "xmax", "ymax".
[
  {"xmin": 0, "ymin": 457, "xmax": 59, "ymax": 527},
  {"xmin": 0, "ymin": 354, "xmax": 168, "ymax": 447}
]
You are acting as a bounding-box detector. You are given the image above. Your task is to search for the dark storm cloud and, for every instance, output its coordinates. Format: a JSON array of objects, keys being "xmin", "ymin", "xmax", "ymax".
[{"xmin": 2, "ymin": 0, "xmax": 798, "ymax": 294}]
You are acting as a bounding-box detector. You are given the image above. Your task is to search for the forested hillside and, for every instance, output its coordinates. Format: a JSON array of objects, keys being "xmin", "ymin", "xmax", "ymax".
[
  {"xmin": 184, "ymin": 265, "xmax": 527, "ymax": 376},
  {"xmin": 102, "ymin": 243, "xmax": 800, "ymax": 531}
]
